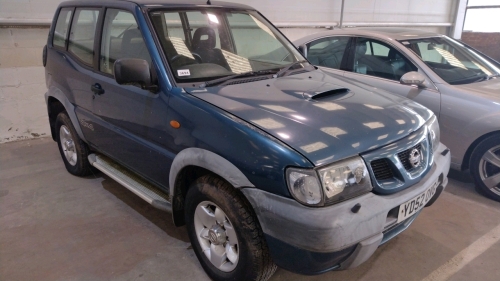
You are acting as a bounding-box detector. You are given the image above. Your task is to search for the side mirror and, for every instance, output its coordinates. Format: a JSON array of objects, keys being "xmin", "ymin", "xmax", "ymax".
[
  {"xmin": 298, "ymin": 44, "xmax": 307, "ymax": 58},
  {"xmin": 114, "ymin": 58, "xmax": 157, "ymax": 92},
  {"xmin": 400, "ymin": 71, "xmax": 426, "ymax": 88}
]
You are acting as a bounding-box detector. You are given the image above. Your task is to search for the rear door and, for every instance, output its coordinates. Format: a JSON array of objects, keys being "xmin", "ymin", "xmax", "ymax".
[
  {"xmin": 64, "ymin": 7, "xmax": 102, "ymax": 139},
  {"xmin": 343, "ymin": 37, "xmax": 441, "ymax": 116}
]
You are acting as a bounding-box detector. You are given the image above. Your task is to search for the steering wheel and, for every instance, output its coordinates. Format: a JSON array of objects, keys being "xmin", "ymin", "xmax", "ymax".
[
  {"xmin": 191, "ymin": 52, "xmax": 203, "ymax": 63},
  {"xmin": 171, "ymin": 53, "xmax": 203, "ymax": 64},
  {"xmin": 170, "ymin": 54, "xmax": 183, "ymax": 64}
]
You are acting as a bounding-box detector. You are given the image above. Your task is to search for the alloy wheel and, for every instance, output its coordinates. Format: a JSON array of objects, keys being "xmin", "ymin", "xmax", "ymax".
[
  {"xmin": 193, "ymin": 201, "xmax": 239, "ymax": 272},
  {"xmin": 479, "ymin": 144, "xmax": 500, "ymax": 196},
  {"xmin": 59, "ymin": 125, "xmax": 77, "ymax": 166}
]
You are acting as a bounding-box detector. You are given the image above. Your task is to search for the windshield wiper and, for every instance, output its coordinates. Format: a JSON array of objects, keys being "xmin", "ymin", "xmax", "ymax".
[
  {"xmin": 275, "ymin": 60, "xmax": 309, "ymax": 77},
  {"xmin": 487, "ymin": 73, "xmax": 500, "ymax": 80},
  {"xmin": 199, "ymin": 70, "xmax": 277, "ymax": 88},
  {"xmin": 470, "ymin": 73, "xmax": 500, "ymax": 84}
]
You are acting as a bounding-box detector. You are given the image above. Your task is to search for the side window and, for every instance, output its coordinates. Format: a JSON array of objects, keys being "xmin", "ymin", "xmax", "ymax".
[
  {"xmin": 353, "ymin": 38, "xmax": 417, "ymax": 81},
  {"xmin": 68, "ymin": 8, "xmax": 100, "ymax": 66},
  {"xmin": 100, "ymin": 9, "xmax": 151, "ymax": 75},
  {"xmin": 371, "ymin": 41, "xmax": 390, "ymax": 56},
  {"xmin": 306, "ymin": 36, "xmax": 350, "ymax": 69},
  {"xmin": 53, "ymin": 8, "xmax": 73, "ymax": 48}
]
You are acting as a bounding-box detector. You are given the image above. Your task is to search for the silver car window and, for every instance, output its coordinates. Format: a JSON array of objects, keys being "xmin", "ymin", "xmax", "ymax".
[
  {"xmin": 306, "ymin": 36, "xmax": 350, "ymax": 70},
  {"xmin": 402, "ymin": 36, "xmax": 500, "ymax": 85},
  {"xmin": 353, "ymin": 38, "xmax": 417, "ymax": 81}
]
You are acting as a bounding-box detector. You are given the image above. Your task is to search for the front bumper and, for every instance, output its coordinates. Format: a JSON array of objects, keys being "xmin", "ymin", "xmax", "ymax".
[{"xmin": 242, "ymin": 143, "xmax": 450, "ymax": 275}]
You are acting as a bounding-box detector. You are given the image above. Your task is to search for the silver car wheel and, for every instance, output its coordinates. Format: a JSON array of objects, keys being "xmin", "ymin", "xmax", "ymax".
[
  {"xmin": 194, "ymin": 201, "xmax": 239, "ymax": 272},
  {"xmin": 479, "ymin": 144, "xmax": 500, "ymax": 195},
  {"xmin": 59, "ymin": 125, "xmax": 77, "ymax": 166}
]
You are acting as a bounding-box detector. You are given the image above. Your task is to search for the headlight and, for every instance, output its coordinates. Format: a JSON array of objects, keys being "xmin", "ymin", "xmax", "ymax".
[
  {"xmin": 317, "ymin": 157, "xmax": 372, "ymax": 205},
  {"xmin": 286, "ymin": 157, "xmax": 372, "ymax": 206},
  {"xmin": 286, "ymin": 168, "xmax": 323, "ymax": 206},
  {"xmin": 426, "ymin": 114, "xmax": 440, "ymax": 163}
]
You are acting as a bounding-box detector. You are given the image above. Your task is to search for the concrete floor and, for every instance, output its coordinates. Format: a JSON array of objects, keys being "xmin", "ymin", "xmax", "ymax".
[{"xmin": 1, "ymin": 138, "xmax": 500, "ymax": 281}]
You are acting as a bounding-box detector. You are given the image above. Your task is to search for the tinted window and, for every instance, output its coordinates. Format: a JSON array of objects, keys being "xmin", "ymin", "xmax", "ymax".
[
  {"xmin": 68, "ymin": 8, "xmax": 100, "ymax": 65},
  {"xmin": 306, "ymin": 36, "xmax": 349, "ymax": 69},
  {"xmin": 353, "ymin": 38, "xmax": 417, "ymax": 81},
  {"xmin": 100, "ymin": 9, "xmax": 151, "ymax": 75},
  {"xmin": 53, "ymin": 8, "xmax": 73, "ymax": 48}
]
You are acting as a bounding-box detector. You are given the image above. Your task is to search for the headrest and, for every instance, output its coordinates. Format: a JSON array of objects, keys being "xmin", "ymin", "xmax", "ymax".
[{"xmin": 192, "ymin": 27, "xmax": 216, "ymax": 50}]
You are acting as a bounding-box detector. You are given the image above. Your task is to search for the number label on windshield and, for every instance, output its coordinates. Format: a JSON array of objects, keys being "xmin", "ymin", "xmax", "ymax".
[{"xmin": 178, "ymin": 69, "xmax": 191, "ymax": 76}]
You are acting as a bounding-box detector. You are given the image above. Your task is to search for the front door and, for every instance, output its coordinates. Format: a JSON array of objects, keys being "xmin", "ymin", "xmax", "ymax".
[
  {"xmin": 343, "ymin": 37, "xmax": 441, "ymax": 116},
  {"xmin": 90, "ymin": 8, "xmax": 170, "ymax": 188},
  {"xmin": 304, "ymin": 35, "xmax": 352, "ymax": 77}
]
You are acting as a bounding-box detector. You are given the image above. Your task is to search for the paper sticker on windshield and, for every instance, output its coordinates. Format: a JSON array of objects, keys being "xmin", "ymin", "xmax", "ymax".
[
  {"xmin": 177, "ymin": 69, "xmax": 191, "ymax": 76},
  {"xmin": 402, "ymin": 41, "xmax": 410, "ymax": 45}
]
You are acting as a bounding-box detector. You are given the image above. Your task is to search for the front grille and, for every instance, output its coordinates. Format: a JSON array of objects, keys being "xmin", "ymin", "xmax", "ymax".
[
  {"xmin": 362, "ymin": 126, "xmax": 431, "ymax": 194},
  {"xmin": 371, "ymin": 158, "xmax": 394, "ymax": 181},
  {"xmin": 397, "ymin": 143, "xmax": 422, "ymax": 171}
]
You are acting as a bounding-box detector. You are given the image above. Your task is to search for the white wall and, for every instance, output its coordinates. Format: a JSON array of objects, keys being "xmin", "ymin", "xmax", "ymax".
[{"xmin": 0, "ymin": 0, "xmax": 459, "ymax": 143}]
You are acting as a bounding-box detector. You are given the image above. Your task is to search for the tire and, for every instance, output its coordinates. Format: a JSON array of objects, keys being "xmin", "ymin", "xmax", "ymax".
[
  {"xmin": 184, "ymin": 175, "xmax": 277, "ymax": 281},
  {"xmin": 470, "ymin": 134, "xmax": 500, "ymax": 202},
  {"xmin": 55, "ymin": 112, "xmax": 93, "ymax": 177}
]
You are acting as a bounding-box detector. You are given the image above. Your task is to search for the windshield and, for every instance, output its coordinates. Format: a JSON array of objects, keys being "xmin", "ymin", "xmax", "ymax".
[
  {"xmin": 149, "ymin": 9, "xmax": 306, "ymax": 84},
  {"xmin": 401, "ymin": 36, "xmax": 500, "ymax": 85}
]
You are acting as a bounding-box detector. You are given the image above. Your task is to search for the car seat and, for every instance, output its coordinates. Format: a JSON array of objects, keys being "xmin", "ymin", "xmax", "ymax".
[{"xmin": 191, "ymin": 27, "xmax": 230, "ymax": 70}]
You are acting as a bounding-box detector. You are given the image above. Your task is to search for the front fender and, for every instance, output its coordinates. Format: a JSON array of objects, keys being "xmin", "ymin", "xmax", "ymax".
[{"xmin": 169, "ymin": 147, "xmax": 255, "ymax": 197}]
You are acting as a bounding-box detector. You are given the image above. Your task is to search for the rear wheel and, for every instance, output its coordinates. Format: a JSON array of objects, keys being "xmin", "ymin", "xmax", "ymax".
[
  {"xmin": 55, "ymin": 112, "xmax": 93, "ymax": 177},
  {"xmin": 185, "ymin": 175, "xmax": 276, "ymax": 281},
  {"xmin": 470, "ymin": 135, "xmax": 500, "ymax": 202}
]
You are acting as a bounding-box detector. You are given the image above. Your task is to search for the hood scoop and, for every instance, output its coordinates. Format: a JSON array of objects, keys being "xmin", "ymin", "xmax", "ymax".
[{"xmin": 303, "ymin": 88, "xmax": 351, "ymax": 101}]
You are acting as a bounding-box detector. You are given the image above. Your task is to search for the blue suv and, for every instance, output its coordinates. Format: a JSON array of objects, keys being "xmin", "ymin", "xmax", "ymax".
[{"xmin": 44, "ymin": 1, "xmax": 451, "ymax": 280}]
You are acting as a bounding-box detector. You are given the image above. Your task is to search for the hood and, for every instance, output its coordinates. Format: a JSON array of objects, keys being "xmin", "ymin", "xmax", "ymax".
[
  {"xmin": 452, "ymin": 78, "xmax": 500, "ymax": 102},
  {"xmin": 186, "ymin": 69, "xmax": 433, "ymax": 166}
]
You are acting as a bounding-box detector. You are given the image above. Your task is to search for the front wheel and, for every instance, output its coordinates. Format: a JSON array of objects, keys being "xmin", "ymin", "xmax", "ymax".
[
  {"xmin": 470, "ymin": 135, "xmax": 500, "ymax": 202},
  {"xmin": 185, "ymin": 175, "xmax": 276, "ymax": 281}
]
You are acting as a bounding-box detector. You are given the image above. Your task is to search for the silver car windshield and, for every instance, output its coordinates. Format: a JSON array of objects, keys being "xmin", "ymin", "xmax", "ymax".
[
  {"xmin": 149, "ymin": 9, "xmax": 305, "ymax": 83},
  {"xmin": 401, "ymin": 36, "xmax": 500, "ymax": 85}
]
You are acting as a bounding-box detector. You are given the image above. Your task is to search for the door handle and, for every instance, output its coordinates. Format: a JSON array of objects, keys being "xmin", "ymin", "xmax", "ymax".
[{"xmin": 91, "ymin": 83, "xmax": 105, "ymax": 95}]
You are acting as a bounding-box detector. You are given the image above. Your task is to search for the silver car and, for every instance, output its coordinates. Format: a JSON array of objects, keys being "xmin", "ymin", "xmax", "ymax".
[{"xmin": 294, "ymin": 28, "xmax": 500, "ymax": 201}]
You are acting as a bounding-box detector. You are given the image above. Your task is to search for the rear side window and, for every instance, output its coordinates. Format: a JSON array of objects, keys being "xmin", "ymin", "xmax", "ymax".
[
  {"xmin": 100, "ymin": 9, "xmax": 151, "ymax": 74},
  {"xmin": 68, "ymin": 8, "xmax": 100, "ymax": 66},
  {"xmin": 53, "ymin": 8, "xmax": 73, "ymax": 48}
]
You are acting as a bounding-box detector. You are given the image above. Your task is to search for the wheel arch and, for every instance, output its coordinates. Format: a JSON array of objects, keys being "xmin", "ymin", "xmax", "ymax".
[
  {"xmin": 461, "ymin": 130, "xmax": 500, "ymax": 171},
  {"xmin": 169, "ymin": 147, "xmax": 255, "ymax": 226},
  {"xmin": 47, "ymin": 96, "xmax": 65, "ymax": 141},
  {"xmin": 45, "ymin": 90, "xmax": 86, "ymax": 142}
]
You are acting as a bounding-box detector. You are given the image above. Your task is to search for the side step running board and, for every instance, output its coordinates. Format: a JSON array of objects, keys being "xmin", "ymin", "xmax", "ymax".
[{"xmin": 88, "ymin": 154, "xmax": 172, "ymax": 212}]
